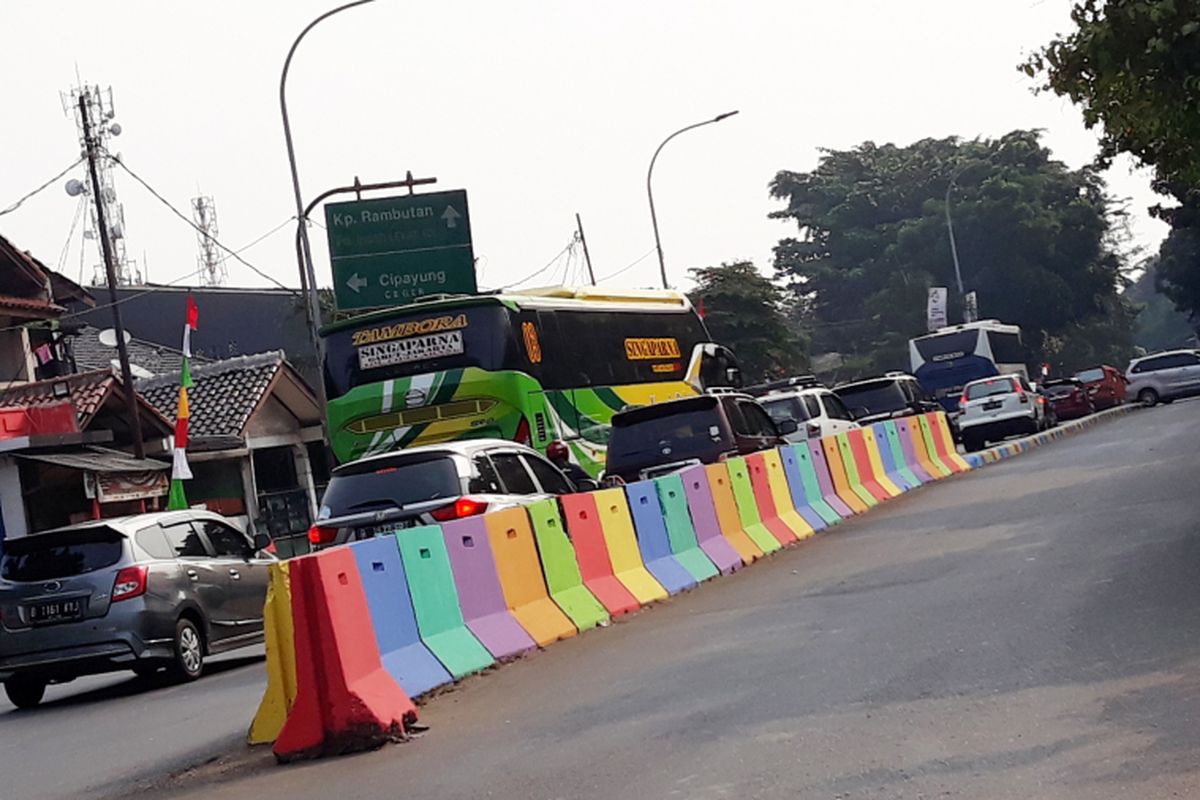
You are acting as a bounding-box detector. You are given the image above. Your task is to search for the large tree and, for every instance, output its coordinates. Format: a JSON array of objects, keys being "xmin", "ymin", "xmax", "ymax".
[
  {"xmin": 769, "ymin": 130, "xmax": 1134, "ymax": 376},
  {"xmin": 1024, "ymin": 0, "xmax": 1200, "ymax": 321},
  {"xmin": 688, "ymin": 261, "xmax": 807, "ymax": 383}
]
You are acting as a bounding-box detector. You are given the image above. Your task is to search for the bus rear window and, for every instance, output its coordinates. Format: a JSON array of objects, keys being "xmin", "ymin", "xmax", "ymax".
[{"xmin": 323, "ymin": 306, "xmax": 515, "ymax": 398}]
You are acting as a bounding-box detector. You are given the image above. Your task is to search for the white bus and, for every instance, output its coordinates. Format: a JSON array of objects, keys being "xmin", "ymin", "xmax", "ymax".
[{"xmin": 909, "ymin": 320, "xmax": 1027, "ymax": 414}]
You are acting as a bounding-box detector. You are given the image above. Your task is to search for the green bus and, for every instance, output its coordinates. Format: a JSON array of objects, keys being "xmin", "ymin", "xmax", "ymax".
[{"xmin": 320, "ymin": 287, "xmax": 740, "ymax": 474}]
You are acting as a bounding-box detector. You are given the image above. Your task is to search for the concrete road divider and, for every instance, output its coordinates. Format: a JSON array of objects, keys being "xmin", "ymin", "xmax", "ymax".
[
  {"xmin": 725, "ymin": 457, "xmax": 790, "ymax": 550},
  {"xmin": 561, "ymin": 492, "xmax": 642, "ymax": 616},
  {"xmin": 924, "ymin": 413, "xmax": 970, "ymax": 473},
  {"xmin": 484, "ymin": 507, "xmax": 577, "ymax": 647},
  {"xmin": 860, "ymin": 427, "xmax": 906, "ymax": 496},
  {"xmin": 827, "ymin": 436, "xmax": 875, "ymax": 512},
  {"xmin": 703, "ymin": 464, "xmax": 766, "ymax": 563},
  {"xmin": 249, "ymin": 561, "xmax": 297, "ymax": 746},
  {"xmin": 442, "ymin": 517, "xmax": 537, "ymax": 660},
  {"xmin": 749, "ymin": 451, "xmax": 814, "ymax": 541},
  {"xmin": 805, "ymin": 440, "xmax": 855, "ymax": 519},
  {"xmin": 678, "ymin": 466, "xmax": 746, "ymax": 572},
  {"xmin": 776, "ymin": 445, "xmax": 832, "ymax": 530},
  {"xmin": 846, "ymin": 430, "xmax": 898, "ymax": 501},
  {"xmin": 625, "ymin": 481, "xmax": 699, "ymax": 594},
  {"xmin": 915, "ymin": 415, "xmax": 954, "ymax": 476},
  {"xmin": 350, "ymin": 536, "xmax": 452, "ymax": 699},
  {"xmin": 895, "ymin": 418, "xmax": 935, "ymax": 483},
  {"xmin": 397, "ymin": 526, "xmax": 495, "ymax": 679},
  {"xmin": 907, "ymin": 416, "xmax": 950, "ymax": 478},
  {"xmin": 870, "ymin": 424, "xmax": 916, "ymax": 491},
  {"xmin": 527, "ymin": 498, "xmax": 611, "ymax": 630},
  {"xmin": 594, "ymin": 488, "xmax": 670, "ymax": 604},
  {"xmin": 273, "ymin": 548, "xmax": 418, "ymax": 762},
  {"xmin": 652, "ymin": 473, "xmax": 723, "ymax": 581},
  {"xmin": 880, "ymin": 422, "xmax": 924, "ymax": 488}
]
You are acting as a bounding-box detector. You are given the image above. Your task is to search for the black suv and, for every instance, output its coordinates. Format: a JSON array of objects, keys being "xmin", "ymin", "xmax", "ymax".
[
  {"xmin": 602, "ymin": 393, "xmax": 795, "ymax": 484},
  {"xmin": 834, "ymin": 373, "xmax": 940, "ymax": 425}
]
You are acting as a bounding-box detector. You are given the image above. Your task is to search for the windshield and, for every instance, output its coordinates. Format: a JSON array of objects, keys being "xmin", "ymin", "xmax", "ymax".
[
  {"xmin": 323, "ymin": 305, "xmax": 514, "ymax": 399},
  {"xmin": 320, "ymin": 455, "xmax": 462, "ymax": 518},
  {"xmin": 966, "ymin": 378, "xmax": 1017, "ymax": 400},
  {"xmin": 836, "ymin": 381, "xmax": 908, "ymax": 417},
  {"xmin": 1074, "ymin": 368, "xmax": 1104, "ymax": 383},
  {"xmin": 1, "ymin": 527, "xmax": 125, "ymax": 581},
  {"xmin": 762, "ymin": 396, "xmax": 812, "ymax": 424},
  {"xmin": 608, "ymin": 408, "xmax": 727, "ymax": 467}
]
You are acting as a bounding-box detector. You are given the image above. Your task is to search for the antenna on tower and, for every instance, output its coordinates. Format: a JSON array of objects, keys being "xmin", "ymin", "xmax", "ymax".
[
  {"xmin": 191, "ymin": 195, "xmax": 227, "ymax": 286},
  {"xmin": 62, "ymin": 83, "xmax": 141, "ymax": 286}
]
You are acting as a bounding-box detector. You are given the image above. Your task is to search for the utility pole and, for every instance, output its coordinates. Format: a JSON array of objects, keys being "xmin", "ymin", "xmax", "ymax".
[
  {"xmin": 575, "ymin": 212, "xmax": 595, "ymax": 285},
  {"xmin": 80, "ymin": 92, "xmax": 145, "ymax": 459}
]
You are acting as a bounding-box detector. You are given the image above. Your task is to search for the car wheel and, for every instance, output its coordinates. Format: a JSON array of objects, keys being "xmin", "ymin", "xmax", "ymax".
[
  {"xmin": 1138, "ymin": 388, "xmax": 1159, "ymax": 407},
  {"xmin": 167, "ymin": 618, "xmax": 204, "ymax": 682},
  {"xmin": 4, "ymin": 674, "xmax": 47, "ymax": 710}
]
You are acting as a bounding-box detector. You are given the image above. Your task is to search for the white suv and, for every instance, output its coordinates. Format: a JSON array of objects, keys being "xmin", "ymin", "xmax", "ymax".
[
  {"xmin": 1126, "ymin": 349, "xmax": 1200, "ymax": 406},
  {"xmin": 760, "ymin": 387, "xmax": 860, "ymax": 442},
  {"xmin": 957, "ymin": 374, "xmax": 1051, "ymax": 452}
]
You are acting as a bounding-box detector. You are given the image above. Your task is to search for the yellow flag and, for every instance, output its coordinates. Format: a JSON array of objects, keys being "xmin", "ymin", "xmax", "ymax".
[{"xmin": 178, "ymin": 386, "xmax": 190, "ymax": 419}]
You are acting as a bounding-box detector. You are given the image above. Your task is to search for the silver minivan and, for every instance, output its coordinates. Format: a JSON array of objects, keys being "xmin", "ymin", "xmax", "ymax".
[
  {"xmin": 1126, "ymin": 349, "xmax": 1200, "ymax": 406},
  {"xmin": 0, "ymin": 510, "xmax": 273, "ymax": 709}
]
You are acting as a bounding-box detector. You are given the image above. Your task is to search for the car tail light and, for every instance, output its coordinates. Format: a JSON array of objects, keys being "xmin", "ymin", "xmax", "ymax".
[
  {"xmin": 805, "ymin": 422, "xmax": 822, "ymax": 439},
  {"xmin": 307, "ymin": 524, "xmax": 338, "ymax": 545},
  {"xmin": 959, "ymin": 391, "xmax": 969, "ymax": 408},
  {"xmin": 112, "ymin": 565, "xmax": 148, "ymax": 602},
  {"xmin": 514, "ymin": 417, "xmax": 532, "ymax": 446},
  {"xmin": 430, "ymin": 496, "xmax": 490, "ymax": 522}
]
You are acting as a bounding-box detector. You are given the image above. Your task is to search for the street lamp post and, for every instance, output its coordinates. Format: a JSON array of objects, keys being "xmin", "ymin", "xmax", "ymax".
[
  {"xmin": 646, "ymin": 110, "xmax": 739, "ymax": 289},
  {"xmin": 944, "ymin": 164, "xmax": 969, "ymax": 299},
  {"xmin": 280, "ymin": 0, "xmax": 375, "ymax": 410}
]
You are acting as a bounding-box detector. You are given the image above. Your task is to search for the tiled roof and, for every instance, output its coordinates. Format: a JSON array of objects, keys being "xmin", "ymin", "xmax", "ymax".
[
  {"xmin": 139, "ymin": 351, "xmax": 285, "ymax": 438},
  {"xmin": 0, "ymin": 367, "xmax": 174, "ymax": 432},
  {"xmin": 69, "ymin": 324, "xmax": 211, "ymax": 378},
  {"xmin": 0, "ymin": 294, "xmax": 65, "ymax": 316}
]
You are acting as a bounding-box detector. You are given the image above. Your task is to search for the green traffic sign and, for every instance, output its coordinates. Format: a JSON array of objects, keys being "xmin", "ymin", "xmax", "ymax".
[{"xmin": 325, "ymin": 189, "xmax": 476, "ymax": 310}]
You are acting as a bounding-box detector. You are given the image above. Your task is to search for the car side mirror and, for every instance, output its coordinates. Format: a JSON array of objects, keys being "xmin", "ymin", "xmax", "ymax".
[
  {"xmin": 252, "ymin": 532, "xmax": 272, "ymax": 553},
  {"xmin": 778, "ymin": 419, "xmax": 799, "ymax": 435},
  {"xmin": 574, "ymin": 478, "xmax": 600, "ymax": 492}
]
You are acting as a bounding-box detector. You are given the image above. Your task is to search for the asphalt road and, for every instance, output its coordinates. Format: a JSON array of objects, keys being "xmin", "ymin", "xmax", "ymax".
[{"xmin": 8, "ymin": 401, "xmax": 1200, "ymax": 799}]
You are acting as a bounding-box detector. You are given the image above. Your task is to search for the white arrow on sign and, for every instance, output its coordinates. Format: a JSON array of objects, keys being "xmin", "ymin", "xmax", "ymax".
[
  {"xmin": 346, "ymin": 273, "xmax": 368, "ymax": 293},
  {"xmin": 442, "ymin": 205, "xmax": 461, "ymax": 229}
]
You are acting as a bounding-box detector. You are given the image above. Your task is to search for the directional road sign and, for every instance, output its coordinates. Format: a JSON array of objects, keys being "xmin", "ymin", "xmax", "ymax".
[{"xmin": 324, "ymin": 189, "xmax": 476, "ymax": 310}]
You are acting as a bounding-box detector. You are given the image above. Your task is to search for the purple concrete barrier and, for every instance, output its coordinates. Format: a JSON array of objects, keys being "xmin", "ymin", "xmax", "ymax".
[
  {"xmin": 896, "ymin": 418, "xmax": 935, "ymax": 483},
  {"xmin": 807, "ymin": 439, "xmax": 855, "ymax": 517},
  {"xmin": 441, "ymin": 517, "xmax": 536, "ymax": 660},
  {"xmin": 679, "ymin": 465, "xmax": 744, "ymax": 572}
]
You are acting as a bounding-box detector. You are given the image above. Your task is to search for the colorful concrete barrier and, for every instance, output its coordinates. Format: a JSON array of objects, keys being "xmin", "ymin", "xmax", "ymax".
[
  {"xmin": 678, "ymin": 466, "xmax": 747, "ymax": 572},
  {"xmin": 751, "ymin": 450, "xmax": 815, "ymax": 541},
  {"xmin": 807, "ymin": 439, "xmax": 855, "ymax": 518},
  {"xmin": 703, "ymin": 463, "xmax": 766, "ymax": 563},
  {"xmin": 777, "ymin": 445, "xmax": 834, "ymax": 529},
  {"xmin": 845, "ymin": 429, "xmax": 896, "ymax": 502},
  {"xmin": 725, "ymin": 456, "xmax": 791, "ymax": 550},
  {"xmin": 594, "ymin": 488, "xmax": 670, "ymax": 604},
  {"xmin": 248, "ymin": 561, "xmax": 296, "ymax": 745},
  {"xmin": 825, "ymin": 435, "xmax": 873, "ymax": 512},
  {"xmin": 625, "ymin": 480, "xmax": 700, "ymax": 594},
  {"xmin": 484, "ymin": 507, "xmax": 577, "ymax": 647},
  {"xmin": 527, "ymin": 498, "xmax": 610, "ymax": 631},
  {"xmin": 653, "ymin": 473, "xmax": 724, "ymax": 580},
  {"xmin": 561, "ymin": 492, "xmax": 642, "ymax": 616},
  {"xmin": 880, "ymin": 421, "xmax": 923, "ymax": 489}
]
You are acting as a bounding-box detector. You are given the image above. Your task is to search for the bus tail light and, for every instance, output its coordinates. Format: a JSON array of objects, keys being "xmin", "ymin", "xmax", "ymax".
[{"xmin": 431, "ymin": 496, "xmax": 490, "ymax": 522}]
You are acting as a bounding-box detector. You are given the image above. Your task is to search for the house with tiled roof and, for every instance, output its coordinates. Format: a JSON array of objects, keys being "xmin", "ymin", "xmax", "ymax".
[
  {"xmin": 139, "ymin": 351, "xmax": 325, "ymax": 555},
  {"xmin": 67, "ymin": 323, "xmax": 212, "ymax": 378}
]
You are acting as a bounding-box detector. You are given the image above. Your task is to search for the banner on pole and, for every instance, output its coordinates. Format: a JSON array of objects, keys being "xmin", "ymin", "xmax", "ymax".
[{"xmin": 927, "ymin": 287, "xmax": 948, "ymax": 331}]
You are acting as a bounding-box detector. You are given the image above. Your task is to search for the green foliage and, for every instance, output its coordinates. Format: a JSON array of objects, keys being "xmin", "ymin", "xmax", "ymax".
[
  {"xmin": 770, "ymin": 130, "xmax": 1134, "ymax": 376},
  {"xmin": 688, "ymin": 261, "xmax": 807, "ymax": 383},
  {"xmin": 1128, "ymin": 258, "xmax": 1199, "ymax": 352},
  {"xmin": 1024, "ymin": 1, "xmax": 1200, "ymax": 322}
]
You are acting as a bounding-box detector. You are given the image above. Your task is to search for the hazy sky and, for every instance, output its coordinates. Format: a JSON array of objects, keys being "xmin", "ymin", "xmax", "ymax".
[{"xmin": 1, "ymin": 0, "xmax": 1169, "ymax": 298}]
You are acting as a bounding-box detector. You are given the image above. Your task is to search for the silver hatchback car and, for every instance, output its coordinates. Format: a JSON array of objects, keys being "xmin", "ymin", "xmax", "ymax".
[
  {"xmin": 0, "ymin": 510, "xmax": 274, "ymax": 709},
  {"xmin": 1125, "ymin": 349, "xmax": 1200, "ymax": 406}
]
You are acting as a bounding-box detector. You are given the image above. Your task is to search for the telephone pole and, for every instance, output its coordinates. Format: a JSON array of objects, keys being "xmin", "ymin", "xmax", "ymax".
[
  {"xmin": 79, "ymin": 91, "xmax": 145, "ymax": 459},
  {"xmin": 575, "ymin": 212, "xmax": 595, "ymax": 285}
]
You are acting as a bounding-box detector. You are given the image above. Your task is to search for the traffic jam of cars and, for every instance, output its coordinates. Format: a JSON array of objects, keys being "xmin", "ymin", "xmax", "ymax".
[{"xmin": 0, "ymin": 337, "xmax": 1189, "ymax": 710}]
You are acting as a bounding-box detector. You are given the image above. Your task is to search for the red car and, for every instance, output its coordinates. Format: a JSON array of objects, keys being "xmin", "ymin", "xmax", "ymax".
[
  {"xmin": 1042, "ymin": 378, "xmax": 1094, "ymax": 421},
  {"xmin": 1073, "ymin": 364, "xmax": 1127, "ymax": 410}
]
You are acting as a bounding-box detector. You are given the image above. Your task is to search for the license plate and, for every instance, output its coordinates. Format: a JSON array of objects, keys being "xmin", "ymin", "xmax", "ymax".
[
  {"xmin": 28, "ymin": 598, "xmax": 83, "ymax": 624},
  {"xmin": 357, "ymin": 519, "xmax": 417, "ymax": 538},
  {"xmin": 984, "ymin": 400, "xmax": 1002, "ymax": 411}
]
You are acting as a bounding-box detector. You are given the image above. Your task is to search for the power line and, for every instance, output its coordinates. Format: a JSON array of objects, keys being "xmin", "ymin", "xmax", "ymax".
[
  {"xmin": 0, "ymin": 159, "xmax": 85, "ymax": 218},
  {"xmin": 232, "ymin": 217, "xmax": 295, "ymax": 254},
  {"xmin": 597, "ymin": 246, "xmax": 656, "ymax": 283},
  {"xmin": 505, "ymin": 238, "xmax": 575, "ymax": 289},
  {"xmin": 59, "ymin": 194, "xmax": 86, "ymax": 278},
  {"xmin": 111, "ymin": 158, "xmax": 298, "ymax": 294}
]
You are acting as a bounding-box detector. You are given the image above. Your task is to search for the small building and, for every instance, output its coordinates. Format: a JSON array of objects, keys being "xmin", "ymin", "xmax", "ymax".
[{"xmin": 138, "ymin": 351, "xmax": 327, "ymax": 557}]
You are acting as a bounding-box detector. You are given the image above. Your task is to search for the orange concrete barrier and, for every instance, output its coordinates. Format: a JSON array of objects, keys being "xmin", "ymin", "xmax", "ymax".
[{"xmin": 484, "ymin": 507, "xmax": 577, "ymax": 647}]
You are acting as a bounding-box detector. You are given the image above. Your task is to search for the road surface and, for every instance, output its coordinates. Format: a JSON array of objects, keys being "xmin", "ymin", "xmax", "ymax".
[{"xmin": 8, "ymin": 401, "xmax": 1200, "ymax": 799}]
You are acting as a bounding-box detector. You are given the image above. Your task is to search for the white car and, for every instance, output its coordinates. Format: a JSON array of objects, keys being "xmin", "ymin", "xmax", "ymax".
[
  {"xmin": 760, "ymin": 387, "xmax": 860, "ymax": 442},
  {"xmin": 1125, "ymin": 349, "xmax": 1200, "ymax": 406},
  {"xmin": 957, "ymin": 373, "xmax": 1052, "ymax": 452}
]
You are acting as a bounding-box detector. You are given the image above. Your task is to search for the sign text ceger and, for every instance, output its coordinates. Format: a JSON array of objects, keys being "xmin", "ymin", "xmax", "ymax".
[
  {"xmin": 624, "ymin": 337, "xmax": 681, "ymax": 361},
  {"xmin": 351, "ymin": 314, "xmax": 468, "ymax": 347}
]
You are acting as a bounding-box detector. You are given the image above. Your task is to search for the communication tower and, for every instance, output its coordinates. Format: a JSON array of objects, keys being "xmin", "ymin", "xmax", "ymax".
[{"xmin": 191, "ymin": 195, "xmax": 227, "ymax": 286}]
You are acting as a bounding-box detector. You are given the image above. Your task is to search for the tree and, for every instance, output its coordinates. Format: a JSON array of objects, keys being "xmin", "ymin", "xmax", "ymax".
[
  {"xmin": 1128, "ymin": 258, "xmax": 1200, "ymax": 352},
  {"xmin": 688, "ymin": 261, "xmax": 807, "ymax": 383},
  {"xmin": 769, "ymin": 130, "xmax": 1134, "ymax": 376},
  {"xmin": 1024, "ymin": 1, "xmax": 1200, "ymax": 320}
]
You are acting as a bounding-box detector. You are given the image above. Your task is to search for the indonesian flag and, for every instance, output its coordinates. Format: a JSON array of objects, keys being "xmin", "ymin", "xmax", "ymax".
[{"xmin": 167, "ymin": 295, "xmax": 199, "ymax": 510}]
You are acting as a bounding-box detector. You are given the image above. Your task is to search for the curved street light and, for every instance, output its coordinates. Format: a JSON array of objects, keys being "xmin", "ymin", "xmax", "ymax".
[
  {"xmin": 944, "ymin": 162, "xmax": 971, "ymax": 298},
  {"xmin": 280, "ymin": 0, "xmax": 376, "ymax": 407},
  {"xmin": 646, "ymin": 110, "xmax": 739, "ymax": 289}
]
